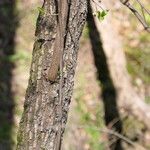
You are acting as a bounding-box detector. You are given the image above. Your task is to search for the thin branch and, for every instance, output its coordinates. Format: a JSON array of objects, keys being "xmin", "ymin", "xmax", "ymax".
[
  {"xmin": 120, "ymin": 0, "xmax": 150, "ymax": 33},
  {"xmin": 91, "ymin": 0, "xmax": 105, "ymax": 10},
  {"xmin": 67, "ymin": 125, "xmax": 139, "ymax": 147},
  {"xmin": 101, "ymin": 128, "xmax": 135, "ymax": 146},
  {"xmin": 136, "ymin": 0, "xmax": 150, "ymax": 15}
]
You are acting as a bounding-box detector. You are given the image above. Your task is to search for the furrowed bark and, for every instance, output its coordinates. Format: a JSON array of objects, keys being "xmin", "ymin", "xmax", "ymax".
[{"xmin": 17, "ymin": 0, "xmax": 87, "ymax": 149}]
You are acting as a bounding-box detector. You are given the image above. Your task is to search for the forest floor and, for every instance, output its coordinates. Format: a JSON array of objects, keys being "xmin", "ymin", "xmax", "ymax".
[{"xmin": 0, "ymin": 0, "xmax": 149, "ymax": 150}]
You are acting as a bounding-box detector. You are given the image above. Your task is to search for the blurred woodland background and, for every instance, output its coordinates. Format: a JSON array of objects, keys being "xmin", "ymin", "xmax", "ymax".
[{"xmin": 0, "ymin": 0, "xmax": 150, "ymax": 149}]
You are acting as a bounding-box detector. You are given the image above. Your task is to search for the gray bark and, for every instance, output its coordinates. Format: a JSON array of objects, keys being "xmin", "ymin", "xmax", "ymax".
[{"xmin": 17, "ymin": 0, "xmax": 87, "ymax": 149}]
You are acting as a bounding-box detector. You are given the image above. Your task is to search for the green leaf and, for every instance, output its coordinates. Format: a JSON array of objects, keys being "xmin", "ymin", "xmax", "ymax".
[
  {"xmin": 101, "ymin": 10, "xmax": 107, "ymax": 17},
  {"xmin": 95, "ymin": 10, "xmax": 109, "ymax": 21},
  {"xmin": 37, "ymin": 7, "xmax": 45, "ymax": 15},
  {"xmin": 97, "ymin": 11, "xmax": 101, "ymax": 20}
]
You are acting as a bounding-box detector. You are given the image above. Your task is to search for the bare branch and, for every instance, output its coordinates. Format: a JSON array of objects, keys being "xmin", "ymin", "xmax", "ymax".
[
  {"xmin": 66, "ymin": 125, "xmax": 146, "ymax": 149},
  {"xmin": 120, "ymin": 0, "xmax": 150, "ymax": 32},
  {"xmin": 136, "ymin": 0, "xmax": 150, "ymax": 15},
  {"xmin": 91, "ymin": 0, "xmax": 105, "ymax": 10}
]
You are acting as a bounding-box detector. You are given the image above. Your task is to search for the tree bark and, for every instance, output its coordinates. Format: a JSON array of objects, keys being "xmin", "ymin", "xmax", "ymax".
[{"xmin": 17, "ymin": 0, "xmax": 87, "ymax": 149}]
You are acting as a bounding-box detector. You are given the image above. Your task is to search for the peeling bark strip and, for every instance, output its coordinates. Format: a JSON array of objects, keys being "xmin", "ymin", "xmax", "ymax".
[
  {"xmin": 51, "ymin": 1, "xmax": 69, "ymax": 150},
  {"xmin": 47, "ymin": 0, "xmax": 69, "ymax": 81},
  {"xmin": 17, "ymin": 0, "xmax": 87, "ymax": 150}
]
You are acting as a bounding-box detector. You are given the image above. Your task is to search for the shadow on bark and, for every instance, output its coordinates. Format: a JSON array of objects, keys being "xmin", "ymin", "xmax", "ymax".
[
  {"xmin": 0, "ymin": 0, "xmax": 18, "ymax": 149},
  {"xmin": 87, "ymin": 3, "xmax": 123, "ymax": 150}
]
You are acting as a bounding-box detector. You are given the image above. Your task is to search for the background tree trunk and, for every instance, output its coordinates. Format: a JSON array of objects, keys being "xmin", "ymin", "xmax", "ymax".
[
  {"xmin": 17, "ymin": 0, "xmax": 87, "ymax": 149},
  {"xmin": 91, "ymin": 0, "xmax": 150, "ymax": 130},
  {"xmin": 87, "ymin": 3, "xmax": 123, "ymax": 149}
]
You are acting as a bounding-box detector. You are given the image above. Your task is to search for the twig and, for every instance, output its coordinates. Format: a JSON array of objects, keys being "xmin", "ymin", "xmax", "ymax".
[
  {"xmin": 91, "ymin": 0, "xmax": 105, "ymax": 10},
  {"xmin": 136, "ymin": 0, "xmax": 150, "ymax": 15},
  {"xmin": 120, "ymin": 0, "xmax": 150, "ymax": 33}
]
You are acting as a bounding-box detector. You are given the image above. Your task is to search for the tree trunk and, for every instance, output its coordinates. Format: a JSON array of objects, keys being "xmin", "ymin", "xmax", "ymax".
[
  {"xmin": 17, "ymin": 0, "xmax": 87, "ymax": 149},
  {"xmin": 91, "ymin": 0, "xmax": 150, "ymax": 130}
]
